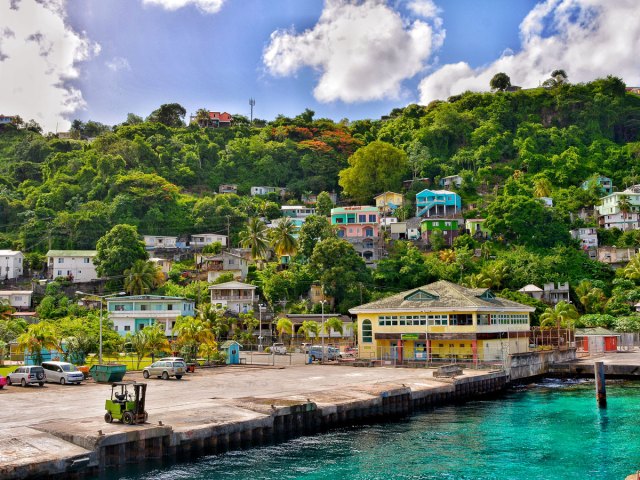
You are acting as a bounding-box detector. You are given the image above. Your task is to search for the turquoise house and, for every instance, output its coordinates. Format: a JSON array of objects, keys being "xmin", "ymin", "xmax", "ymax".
[
  {"xmin": 107, "ymin": 295, "xmax": 195, "ymax": 337},
  {"xmin": 415, "ymin": 189, "xmax": 461, "ymax": 218}
]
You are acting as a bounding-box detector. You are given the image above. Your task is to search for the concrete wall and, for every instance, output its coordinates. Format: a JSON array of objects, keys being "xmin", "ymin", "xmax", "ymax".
[{"xmin": 508, "ymin": 348, "xmax": 577, "ymax": 380}]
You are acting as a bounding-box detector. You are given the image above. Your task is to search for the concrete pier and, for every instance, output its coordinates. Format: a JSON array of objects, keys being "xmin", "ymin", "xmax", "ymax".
[{"xmin": 0, "ymin": 366, "xmax": 507, "ymax": 479}]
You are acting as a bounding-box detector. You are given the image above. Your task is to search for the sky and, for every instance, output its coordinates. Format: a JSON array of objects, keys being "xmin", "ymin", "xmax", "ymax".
[{"xmin": 1, "ymin": 0, "xmax": 639, "ymax": 132}]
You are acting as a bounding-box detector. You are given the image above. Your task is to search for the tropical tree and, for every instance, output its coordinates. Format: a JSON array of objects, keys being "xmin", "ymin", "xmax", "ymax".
[
  {"xmin": 539, "ymin": 301, "xmax": 579, "ymax": 329},
  {"xmin": 323, "ymin": 317, "xmax": 344, "ymax": 336},
  {"xmin": 127, "ymin": 330, "xmax": 149, "ymax": 369},
  {"xmin": 315, "ymin": 191, "xmax": 333, "ymax": 217},
  {"xmin": 94, "ymin": 224, "xmax": 148, "ymax": 278},
  {"xmin": 0, "ymin": 301, "xmax": 15, "ymax": 321},
  {"xmin": 17, "ymin": 322, "xmax": 59, "ymax": 365},
  {"xmin": 144, "ymin": 323, "xmax": 171, "ymax": 362},
  {"xmin": 269, "ymin": 217, "xmax": 297, "ymax": 259},
  {"xmin": 124, "ymin": 260, "xmax": 164, "ymax": 295},
  {"xmin": 239, "ymin": 217, "xmax": 270, "ymax": 264},
  {"xmin": 298, "ymin": 215, "xmax": 335, "ymax": 259},
  {"xmin": 439, "ymin": 249, "xmax": 456, "ymax": 264},
  {"xmin": 533, "ymin": 176, "xmax": 552, "ymax": 198},
  {"xmin": 276, "ymin": 317, "xmax": 293, "ymax": 344},
  {"xmin": 618, "ymin": 195, "xmax": 632, "ymax": 232},
  {"xmin": 299, "ymin": 320, "xmax": 320, "ymax": 341},
  {"xmin": 172, "ymin": 315, "xmax": 216, "ymax": 362},
  {"xmin": 194, "ymin": 108, "xmax": 211, "ymax": 127},
  {"xmin": 623, "ymin": 254, "xmax": 640, "ymax": 282}
]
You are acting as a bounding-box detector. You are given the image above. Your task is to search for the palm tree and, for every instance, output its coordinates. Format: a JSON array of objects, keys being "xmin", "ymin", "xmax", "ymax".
[
  {"xmin": 124, "ymin": 260, "xmax": 163, "ymax": 295},
  {"xmin": 533, "ymin": 177, "xmax": 552, "ymax": 198},
  {"xmin": 276, "ymin": 317, "xmax": 293, "ymax": 345},
  {"xmin": 623, "ymin": 254, "xmax": 640, "ymax": 282},
  {"xmin": 194, "ymin": 108, "xmax": 210, "ymax": 127},
  {"xmin": 144, "ymin": 323, "xmax": 171, "ymax": 362},
  {"xmin": 172, "ymin": 315, "xmax": 216, "ymax": 362},
  {"xmin": 239, "ymin": 217, "xmax": 270, "ymax": 265},
  {"xmin": 323, "ymin": 317, "xmax": 343, "ymax": 337},
  {"xmin": 618, "ymin": 195, "xmax": 632, "ymax": 232},
  {"xmin": 299, "ymin": 320, "xmax": 320, "ymax": 341},
  {"xmin": 17, "ymin": 322, "xmax": 59, "ymax": 365},
  {"xmin": 540, "ymin": 301, "xmax": 579, "ymax": 329},
  {"xmin": 270, "ymin": 217, "xmax": 298, "ymax": 259},
  {"xmin": 126, "ymin": 330, "xmax": 149, "ymax": 369},
  {"xmin": 439, "ymin": 249, "xmax": 456, "ymax": 264}
]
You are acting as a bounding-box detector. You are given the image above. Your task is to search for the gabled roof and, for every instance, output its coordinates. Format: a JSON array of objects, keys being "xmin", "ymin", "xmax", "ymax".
[
  {"xmin": 374, "ymin": 191, "xmax": 402, "ymax": 199},
  {"xmin": 0, "ymin": 250, "xmax": 23, "ymax": 256},
  {"xmin": 416, "ymin": 188, "xmax": 460, "ymax": 196},
  {"xmin": 107, "ymin": 295, "xmax": 192, "ymax": 302},
  {"xmin": 46, "ymin": 250, "xmax": 96, "ymax": 257},
  {"xmin": 209, "ymin": 112, "xmax": 233, "ymax": 121},
  {"xmin": 331, "ymin": 206, "xmax": 378, "ymax": 214},
  {"xmin": 518, "ymin": 284, "xmax": 543, "ymax": 293},
  {"xmin": 350, "ymin": 280, "xmax": 534, "ymax": 313},
  {"xmin": 209, "ymin": 280, "xmax": 256, "ymax": 290}
]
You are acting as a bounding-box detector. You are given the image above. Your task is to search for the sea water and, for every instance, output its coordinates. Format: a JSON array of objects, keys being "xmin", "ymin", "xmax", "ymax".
[{"xmin": 107, "ymin": 380, "xmax": 640, "ymax": 480}]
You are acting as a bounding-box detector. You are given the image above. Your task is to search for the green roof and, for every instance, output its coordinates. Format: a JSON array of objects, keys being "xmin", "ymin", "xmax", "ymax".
[
  {"xmin": 331, "ymin": 206, "xmax": 378, "ymax": 214},
  {"xmin": 46, "ymin": 250, "xmax": 97, "ymax": 257},
  {"xmin": 575, "ymin": 327, "xmax": 619, "ymax": 336}
]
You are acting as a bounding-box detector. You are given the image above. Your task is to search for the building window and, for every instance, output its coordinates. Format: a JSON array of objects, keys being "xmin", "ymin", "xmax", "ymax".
[
  {"xmin": 450, "ymin": 314, "xmax": 473, "ymax": 326},
  {"xmin": 362, "ymin": 319, "xmax": 373, "ymax": 343},
  {"xmin": 337, "ymin": 230, "xmax": 345, "ymax": 238},
  {"xmin": 347, "ymin": 217, "xmax": 355, "ymax": 224},
  {"xmin": 369, "ymin": 214, "xmax": 376, "ymax": 222},
  {"xmin": 57, "ymin": 270, "xmax": 62, "ymax": 276},
  {"xmin": 335, "ymin": 218, "xmax": 344, "ymax": 224},
  {"xmin": 124, "ymin": 325, "xmax": 130, "ymax": 331},
  {"xmin": 364, "ymin": 228, "xmax": 374, "ymax": 237},
  {"xmin": 140, "ymin": 305, "xmax": 148, "ymax": 311},
  {"xmin": 167, "ymin": 304, "xmax": 173, "ymax": 311},
  {"xmin": 58, "ymin": 258, "xmax": 64, "ymax": 263},
  {"xmin": 359, "ymin": 214, "xmax": 366, "ymax": 222},
  {"xmin": 84, "ymin": 258, "xmax": 90, "ymax": 263}
]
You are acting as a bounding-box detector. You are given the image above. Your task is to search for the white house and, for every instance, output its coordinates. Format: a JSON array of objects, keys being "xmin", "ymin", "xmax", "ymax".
[
  {"xmin": 0, "ymin": 290, "xmax": 32, "ymax": 310},
  {"xmin": 0, "ymin": 250, "xmax": 24, "ymax": 280},
  {"xmin": 143, "ymin": 235, "xmax": 178, "ymax": 249},
  {"xmin": 439, "ymin": 175, "xmax": 463, "ymax": 189},
  {"xmin": 571, "ymin": 227, "xmax": 598, "ymax": 259},
  {"xmin": 209, "ymin": 280, "xmax": 257, "ymax": 313},
  {"xmin": 46, "ymin": 250, "xmax": 98, "ymax": 283},
  {"xmin": 196, "ymin": 252, "xmax": 249, "ymax": 282},
  {"xmin": 149, "ymin": 257, "xmax": 173, "ymax": 277},
  {"xmin": 190, "ymin": 233, "xmax": 228, "ymax": 248},
  {"xmin": 251, "ymin": 186, "xmax": 286, "ymax": 197},
  {"xmin": 107, "ymin": 295, "xmax": 195, "ymax": 337}
]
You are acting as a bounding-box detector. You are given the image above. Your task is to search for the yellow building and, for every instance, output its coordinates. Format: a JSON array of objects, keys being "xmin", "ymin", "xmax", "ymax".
[
  {"xmin": 374, "ymin": 191, "xmax": 404, "ymax": 215},
  {"xmin": 349, "ymin": 280, "xmax": 534, "ymax": 363}
]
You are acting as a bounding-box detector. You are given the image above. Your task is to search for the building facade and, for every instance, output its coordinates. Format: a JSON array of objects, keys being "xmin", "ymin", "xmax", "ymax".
[
  {"xmin": 46, "ymin": 250, "xmax": 98, "ymax": 283},
  {"xmin": 331, "ymin": 206, "xmax": 380, "ymax": 261},
  {"xmin": 465, "ymin": 219, "xmax": 491, "ymax": 239},
  {"xmin": 349, "ymin": 281, "xmax": 534, "ymax": 363},
  {"xmin": 570, "ymin": 227, "xmax": 598, "ymax": 258},
  {"xmin": 107, "ymin": 295, "xmax": 195, "ymax": 337},
  {"xmin": 196, "ymin": 251, "xmax": 249, "ymax": 282},
  {"xmin": 209, "ymin": 280, "xmax": 257, "ymax": 313},
  {"xmin": 374, "ymin": 192, "xmax": 404, "ymax": 215},
  {"xmin": 0, "ymin": 290, "xmax": 32, "ymax": 310},
  {"xmin": 190, "ymin": 233, "xmax": 228, "ymax": 248},
  {"xmin": 0, "ymin": 250, "xmax": 24, "ymax": 280},
  {"xmin": 143, "ymin": 235, "xmax": 178, "ymax": 249},
  {"xmin": 421, "ymin": 218, "xmax": 461, "ymax": 246},
  {"xmin": 415, "ymin": 189, "xmax": 461, "ymax": 218}
]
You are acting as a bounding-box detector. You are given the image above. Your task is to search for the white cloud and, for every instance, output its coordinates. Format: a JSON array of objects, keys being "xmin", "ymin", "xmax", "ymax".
[
  {"xmin": 142, "ymin": 0, "xmax": 225, "ymax": 14},
  {"xmin": 407, "ymin": 0, "xmax": 440, "ymax": 19},
  {"xmin": 0, "ymin": 0, "xmax": 100, "ymax": 132},
  {"xmin": 106, "ymin": 56, "xmax": 131, "ymax": 72},
  {"xmin": 263, "ymin": 0, "xmax": 445, "ymax": 103},
  {"xmin": 418, "ymin": 0, "xmax": 640, "ymax": 103}
]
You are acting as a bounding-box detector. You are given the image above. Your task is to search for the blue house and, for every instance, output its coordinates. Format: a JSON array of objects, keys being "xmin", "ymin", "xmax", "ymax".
[
  {"xmin": 107, "ymin": 295, "xmax": 196, "ymax": 337},
  {"xmin": 581, "ymin": 176, "xmax": 613, "ymax": 196},
  {"xmin": 415, "ymin": 189, "xmax": 462, "ymax": 218}
]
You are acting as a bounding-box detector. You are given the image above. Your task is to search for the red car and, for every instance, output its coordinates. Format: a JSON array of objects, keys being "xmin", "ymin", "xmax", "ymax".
[{"xmin": 0, "ymin": 375, "xmax": 7, "ymax": 389}]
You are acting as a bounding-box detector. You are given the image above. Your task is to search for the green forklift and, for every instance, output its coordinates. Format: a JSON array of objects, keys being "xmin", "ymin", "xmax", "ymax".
[{"xmin": 104, "ymin": 382, "xmax": 148, "ymax": 425}]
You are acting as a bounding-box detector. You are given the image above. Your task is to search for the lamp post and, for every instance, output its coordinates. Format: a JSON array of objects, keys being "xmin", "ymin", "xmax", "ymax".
[
  {"xmin": 77, "ymin": 291, "xmax": 126, "ymax": 365},
  {"xmin": 320, "ymin": 300, "xmax": 327, "ymax": 364},
  {"xmin": 258, "ymin": 303, "xmax": 265, "ymax": 352}
]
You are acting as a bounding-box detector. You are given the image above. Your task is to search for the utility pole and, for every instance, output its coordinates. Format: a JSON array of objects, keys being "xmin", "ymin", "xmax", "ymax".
[
  {"xmin": 249, "ymin": 98, "xmax": 255, "ymax": 124},
  {"xmin": 226, "ymin": 216, "xmax": 231, "ymax": 243}
]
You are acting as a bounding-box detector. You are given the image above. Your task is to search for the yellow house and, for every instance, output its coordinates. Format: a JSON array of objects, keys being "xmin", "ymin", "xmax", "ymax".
[
  {"xmin": 349, "ymin": 280, "xmax": 534, "ymax": 364},
  {"xmin": 374, "ymin": 191, "xmax": 404, "ymax": 215}
]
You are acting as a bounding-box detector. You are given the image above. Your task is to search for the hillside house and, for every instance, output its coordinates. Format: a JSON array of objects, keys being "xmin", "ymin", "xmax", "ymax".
[
  {"xmin": 190, "ymin": 233, "xmax": 228, "ymax": 248},
  {"xmin": 251, "ymin": 186, "xmax": 286, "ymax": 197},
  {"xmin": 209, "ymin": 281, "xmax": 257, "ymax": 313},
  {"xmin": 571, "ymin": 228, "xmax": 598, "ymax": 258},
  {"xmin": 46, "ymin": 250, "xmax": 98, "ymax": 283},
  {"xmin": 0, "ymin": 250, "xmax": 24, "ymax": 280},
  {"xmin": 281, "ymin": 206, "xmax": 315, "ymax": 218},
  {"xmin": 582, "ymin": 176, "xmax": 613, "ymax": 196},
  {"xmin": 149, "ymin": 257, "xmax": 173, "ymax": 277},
  {"xmin": 0, "ymin": 115, "xmax": 17, "ymax": 125},
  {"xmin": 143, "ymin": 235, "xmax": 178, "ymax": 250},
  {"xmin": 596, "ymin": 185, "xmax": 640, "ymax": 229},
  {"xmin": 415, "ymin": 189, "xmax": 461, "ymax": 218},
  {"xmin": 542, "ymin": 282, "xmax": 570, "ymax": 304},
  {"xmin": 439, "ymin": 175, "xmax": 463, "ymax": 189},
  {"xmin": 465, "ymin": 219, "xmax": 491, "ymax": 239},
  {"xmin": 518, "ymin": 284, "xmax": 544, "ymax": 300},
  {"xmin": 331, "ymin": 206, "xmax": 379, "ymax": 261},
  {"xmin": 374, "ymin": 192, "xmax": 404, "ymax": 215},
  {"xmin": 107, "ymin": 295, "xmax": 195, "ymax": 337},
  {"xmin": 0, "ymin": 290, "xmax": 32, "ymax": 310},
  {"xmin": 218, "ymin": 184, "xmax": 238, "ymax": 194},
  {"xmin": 349, "ymin": 280, "xmax": 533, "ymax": 363},
  {"xmin": 421, "ymin": 218, "xmax": 461, "ymax": 246},
  {"xmin": 597, "ymin": 246, "xmax": 638, "ymax": 268},
  {"xmin": 196, "ymin": 251, "xmax": 248, "ymax": 282},
  {"xmin": 192, "ymin": 111, "xmax": 233, "ymax": 128},
  {"xmin": 598, "ymin": 212, "xmax": 640, "ymax": 230}
]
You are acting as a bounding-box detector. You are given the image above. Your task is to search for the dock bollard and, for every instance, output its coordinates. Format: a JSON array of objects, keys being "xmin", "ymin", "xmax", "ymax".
[{"xmin": 594, "ymin": 361, "xmax": 606, "ymax": 408}]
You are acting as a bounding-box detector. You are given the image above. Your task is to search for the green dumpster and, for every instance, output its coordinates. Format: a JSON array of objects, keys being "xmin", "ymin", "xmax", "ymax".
[{"xmin": 89, "ymin": 364, "xmax": 127, "ymax": 383}]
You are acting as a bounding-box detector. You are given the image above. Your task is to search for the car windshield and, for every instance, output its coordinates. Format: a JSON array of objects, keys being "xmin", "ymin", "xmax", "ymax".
[{"xmin": 61, "ymin": 364, "xmax": 77, "ymax": 372}]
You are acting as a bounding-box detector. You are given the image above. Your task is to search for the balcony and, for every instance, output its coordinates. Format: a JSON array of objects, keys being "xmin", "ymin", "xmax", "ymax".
[
  {"xmin": 210, "ymin": 295, "xmax": 259, "ymax": 302},
  {"xmin": 108, "ymin": 310, "xmax": 186, "ymax": 319}
]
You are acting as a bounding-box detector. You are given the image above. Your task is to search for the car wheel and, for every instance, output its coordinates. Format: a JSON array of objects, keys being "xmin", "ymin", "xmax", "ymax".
[
  {"xmin": 175, "ymin": 375, "xmax": 182, "ymax": 380},
  {"xmin": 104, "ymin": 412, "xmax": 113, "ymax": 423},
  {"xmin": 143, "ymin": 370, "xmax": 150, "ymax": 379},
  {"xmin": 39, "ymin": 382, "xmax": 44, "ymax": 387},
  {"xmin": 60, "ymin": 378, "xmax": 66, "ymax": 385},
  {"xmin": 162, "ymin": 371, "xmax": 169, "ymax": 380},
  {"xmin": 123, "ymin": 411, "xmax": 134, "ymax": 425},
  {"xmin": 6, "ymin": 377, "xmax": 11, "ymax": 386},
  {"xmin": 311, "ymin": 355, "xmax": 316, "ymax": 362},
  {"xmin": 21, "ymin": 378, "xmax": 26, "ymax": 387}
]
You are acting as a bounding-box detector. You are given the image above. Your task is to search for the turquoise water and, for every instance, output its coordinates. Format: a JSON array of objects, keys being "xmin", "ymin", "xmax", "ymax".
[{"xmin": 110, "ymin": 380, "xmax": 640, "ymax": 480}]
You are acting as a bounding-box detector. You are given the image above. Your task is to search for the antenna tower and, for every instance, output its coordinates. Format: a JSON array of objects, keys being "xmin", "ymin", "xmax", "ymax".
[{"xmin": 249, "ymin": 98, "xmax": 255, "ymax": 124}]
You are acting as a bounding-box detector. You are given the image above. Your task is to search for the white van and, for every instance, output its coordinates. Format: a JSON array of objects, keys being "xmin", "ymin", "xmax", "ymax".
[
  {"xmin": 41, "ymin": 361, "xmax": 84, "ymax": 385},
  {"xmin": 271, "ymin": 343, "xmax": 287, "ymax": 355}
]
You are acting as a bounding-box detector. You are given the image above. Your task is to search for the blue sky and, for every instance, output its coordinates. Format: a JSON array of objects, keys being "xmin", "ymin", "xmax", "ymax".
[{"xmin": 1, "ymin": 0, "xmax": 638, "ymax": 131}]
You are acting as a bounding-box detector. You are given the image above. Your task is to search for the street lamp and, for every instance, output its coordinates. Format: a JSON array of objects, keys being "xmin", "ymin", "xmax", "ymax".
[
  {"xmin": 320, "ymin": 300, "xmax": 328, "ymax": 363},
  {"xmin": 258, "ymin": 303, "xmax": 265, "ymax": 352},
  {"xmin": 76, "ymin": 291, "xmax": 126, "ymax": 365}
]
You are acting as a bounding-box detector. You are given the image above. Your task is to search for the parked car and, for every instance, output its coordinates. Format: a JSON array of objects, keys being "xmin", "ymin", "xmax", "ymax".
[
  {"xmin": 339, "ymin": 347, "xmax": 357, "ymax": 358},
  {"xmin": 0, "ymin": 375, "xmax": 6, "ymax": 389},
  {"xmin": 308, "ymin": 345, "xmax": 339, "ymax": 361},
  {"xmin": 42, "ymin": 361, "xmax": 84, "ymax": 385},
  {"xmin": 301, "ymin": 343, "xmax": 311, "ymax": 353},
  {"xmin": 271, "ymin": 343, "xmax": 287, "ymax": 355},
  {"xmin": 160, "ymin": 357, "xmax": 186, "ymax": 364},
  {"xmin": 7, "ymin": 366, "xmax": 46, "ymax": 387},
  {"xmin": 143, "ymin": 360, "xmax": 185, "ymax": 380}
]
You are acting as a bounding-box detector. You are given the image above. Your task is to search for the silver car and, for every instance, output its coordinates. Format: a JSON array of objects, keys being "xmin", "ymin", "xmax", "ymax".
[
  {"xmin": 143, "ymin": 360, "xmax": 185, "ymax": 380},
  {"xmin": 42, "ymin": 361, "xmax": 84, "ymax": 385},
  {"xmin": 7, "ymin": 366, "xmax": 46, "ymax": 387}
]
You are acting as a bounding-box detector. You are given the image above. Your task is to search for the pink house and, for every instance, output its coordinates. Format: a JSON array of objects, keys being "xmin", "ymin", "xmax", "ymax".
[{"xmin": 330, "ymin": 206, "xmax": 379, "ymax": 261}]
